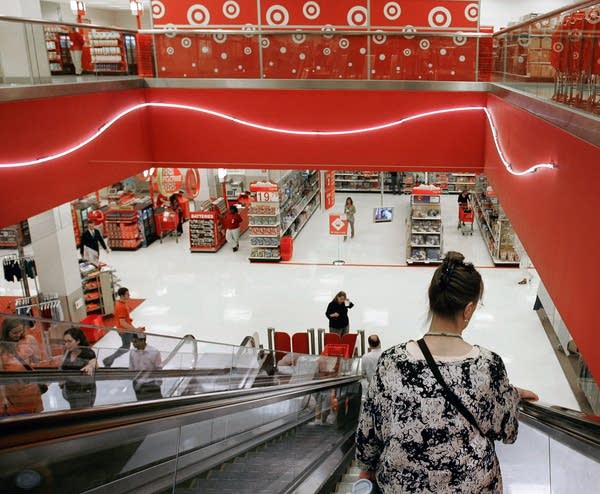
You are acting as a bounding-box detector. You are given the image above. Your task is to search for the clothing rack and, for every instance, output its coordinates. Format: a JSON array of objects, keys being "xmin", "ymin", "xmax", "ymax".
[
  {"xmin": 2, "ymin": 253, "xmax": 39, "ymax": 298},
  {"xmin": 14, "ymin": 293, "xmax": 64, "ymax": 359}
]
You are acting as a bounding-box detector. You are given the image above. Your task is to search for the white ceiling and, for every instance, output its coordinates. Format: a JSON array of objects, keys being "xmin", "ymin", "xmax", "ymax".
[{"xmin": 43, "ymin": 0, "xmax": 150, "ymax": 11}]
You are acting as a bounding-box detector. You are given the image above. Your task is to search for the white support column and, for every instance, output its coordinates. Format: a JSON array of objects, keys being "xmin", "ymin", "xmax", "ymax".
[
  {"xmin": 29, "ymin": 203, "xmax": 87, "ymax": 323},
  {"xmin": 0, "ymin": 0, "xmax": 52, "ymax": 84}
]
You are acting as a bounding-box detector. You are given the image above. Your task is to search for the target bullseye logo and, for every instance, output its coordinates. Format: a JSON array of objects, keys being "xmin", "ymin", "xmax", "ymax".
[
  {"xmin": 187, "ymin": 4, "xmax": 210, "ymax": 26},
  {"xmin": 453, "ymin": 33, "xmax": 467, "ymax": 46},
  {"xmin": 266, "ymin": 5, "xmax": 289, "ymax": 26},
  {"xmin": 383, "ymin": 2, "xmax": 401, "ymax": 21},
  {"xmin": 213, "ymin": 32, "xmax": 227, "ymax": 44},
  {"xmin": 339, "ymin": 38, "xmax": 350, "ymax": 49},
  {"xmin": 166, "ymin": 46, "xmax": 174, "ymax": 55},
  {"xmin": 151, "ymin": 0, "xmax": 165, "ymax": 19},
  {"xmin": 403, "ymin": 48, "xmax": 412, "ymax": 57},
  {"xmin": 518, "ymin": 34, "xmax": 530, "ymax": 47},
  {"xmin": 553, "ymin": 41, "xmax": 564, "ymax": 53},
  {"xmin": 402, "ymin": 25, "xmax": 416, "ymax": 39},
  {"xmin": 261, "ymin": 38, "xmax": 270, "ymax": 48},
  {"xmin": 464, "ymin": 3, "xmax": 479, "ymax": 22},
  {"xmin": 373, "ymin": 30, "xmax": 387, "ymax": 45},
  {"xmin": 419, "ymin": 39, "xmax": 430, "ymax": 50},
  {"xmin": 303, "ymin": 1, "xmax": 320, "ymax": 20},
  {"xmin": 244, "ymin": 46, "xmax": 252, "ymax": 55},
  {"xmin": 323, "ymin": 47, "xmax": 331, "ymax": 56},
  {"xmin": 293, "ymin": 32, "xmax": 307, "ymax": 44},
  {"xmin": 242, "ymin": 24, "xmax": 256, "ymax": 38},
  {"xmin": 347, "ymin": 6, "xmax": 368, "ymax": 27},
  {"xmin": 181, "ymin": 37, "xmax": 192, "ymax": 48},
  {"xmin": 222, "ymin": 1, "xmax": 240, "ymax": 19},
  {"xmin": 586, "ymin": 8, "xmax": 600, "ymax": 24},
  {"xmin": 428, "ymin": 6, "xmax": 452, "ymax": 28}
]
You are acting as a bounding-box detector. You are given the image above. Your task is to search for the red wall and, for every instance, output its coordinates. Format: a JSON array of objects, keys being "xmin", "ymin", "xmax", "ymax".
[
  {"xmin": 484, "ymin": 94, "xmax": 600, "ymax": 383},
  {"xmin": 145, "ymin": 88, "xmax": 486, "ymax": 169},
  {"xmin": 0, "ymin": 89, "xmax": 152, "ymax": 227}
]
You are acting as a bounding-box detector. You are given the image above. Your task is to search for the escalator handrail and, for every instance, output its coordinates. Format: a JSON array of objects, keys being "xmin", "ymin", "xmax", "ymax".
[
  {"xmin": 0, "ymin": 374, "xmax": 361, "ymax": 451},
  {"xmin": 518, "ymin": 401, "xmax": 600, "ymax": 460}
]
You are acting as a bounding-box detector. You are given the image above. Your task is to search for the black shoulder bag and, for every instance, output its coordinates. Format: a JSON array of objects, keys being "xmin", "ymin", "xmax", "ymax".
[{"xmin": 417, "ymin": 338, "xmax": 490, "ymax": 444}]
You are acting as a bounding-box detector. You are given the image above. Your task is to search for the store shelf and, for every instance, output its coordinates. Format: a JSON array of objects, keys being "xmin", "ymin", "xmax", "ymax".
[
  {"xmin": 412, "ymin": 217, "xmax": 442, "ymax": 221},
  {"xmin": 411, "ymin": 244, "xmax": 441, "ymax": 248},
  {"xmin": 249, "ymin": 223, "xmax": 280, "ymax": 227},
  {"xmin": 412, "ymin": 231, "xmax": 441, "ymax": 234},
  {"xmin": 291, "ymin": 202, "xmax": 320, "ymax": 240},
  {"xmin": 282, "ymin": 188, "xmax": 319, "ymax": 235}
]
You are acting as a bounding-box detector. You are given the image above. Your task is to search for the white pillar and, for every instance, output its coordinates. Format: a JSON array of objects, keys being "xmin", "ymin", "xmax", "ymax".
[
  {"xmin": 29, "ymin": 203, "xmax": 86, "ymax": 322},
  {"xmin": 0, "ymin": 0, "xmax": 52, "ymax": 84}
]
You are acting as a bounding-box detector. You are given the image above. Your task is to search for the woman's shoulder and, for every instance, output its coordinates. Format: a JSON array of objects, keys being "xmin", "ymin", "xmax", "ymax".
[{"xmin": 379, "ymin": 342, "xmax": 411, "ymax": 362}]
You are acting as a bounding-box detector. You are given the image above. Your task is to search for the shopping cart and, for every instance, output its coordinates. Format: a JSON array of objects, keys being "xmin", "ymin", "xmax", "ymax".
[
  {"xmin": 155, "ymin": 207, "xmax": 179, "ymax": 243},
  {"xmin": 458, "ymin": 204, "xmax": 474, "ymax": 235}
]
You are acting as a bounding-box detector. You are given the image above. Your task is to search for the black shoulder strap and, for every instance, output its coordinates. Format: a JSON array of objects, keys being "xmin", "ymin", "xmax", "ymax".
[
  {"xmin": 13, "ymin": 351, "xmax": 34, "ymax": 371},
  {"xmin": 417, "ymin": 338, "xmax": 489, "ymax": 441}
]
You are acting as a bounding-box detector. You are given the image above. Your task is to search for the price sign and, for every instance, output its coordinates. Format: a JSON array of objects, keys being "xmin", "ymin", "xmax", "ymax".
[{"xmin": 256, "ymin": 191, "xmax": 278, "ymax": 203}]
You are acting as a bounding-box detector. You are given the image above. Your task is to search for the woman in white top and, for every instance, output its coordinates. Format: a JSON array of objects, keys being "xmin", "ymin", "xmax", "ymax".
[
  {"xmin": 344, "ymin": 197, "xmax": 356, "ymax": 241},
  {"xmin": 356, "ymin": 251, "xmax": 538, "ymax": 493}
]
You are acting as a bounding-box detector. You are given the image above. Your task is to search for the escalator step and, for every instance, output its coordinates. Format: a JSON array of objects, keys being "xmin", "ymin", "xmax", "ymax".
[{"xmin": 335, "ymin": 481, "xmax": 357, "ymax": 493}]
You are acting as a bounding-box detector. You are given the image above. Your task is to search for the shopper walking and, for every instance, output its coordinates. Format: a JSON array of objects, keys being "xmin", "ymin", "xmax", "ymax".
[
  {"xmin": 68, "ymin": 28, "xmax": 84, "ymax": 75},
  {"xmin": 60, "ymin": 327, "xmax": 97, "ymax": 409},
  {"xmin": 0, "ymin": 318, "xmax": 43, "ymax": 415},
  {"xmin": 458, "ymin": 189, "xmax": 471, "ymax": 227},
  {"xmin": 361, "ymin": 335, "xmax": 383, "ymax": 384},
  {"xmin": 390, "ymin": 172, "xmax": 400, "ymax": 194},
  {"xmin": 169, "ymin": 194, "xmax": 184, "ymax": 236},
  {"xmin": 80, "ymin": 222, "xmax": 110, "ymax": 264},
  {"xmin": 356, "ymin": 252, "xmax": 538, "ymax": 494},
  {"xmin": 129, "ymin": 333, "xmax": 163, "ymax": 401},
  {"xmin": 225, "ymin": 205, "xmax": 243, "ymax": 252},
  {"xmin": 325, "ymin": 291, "xmax": 354, "ymax": 337},
  {"xmin": 344, "ymin": 197, "xmax": 356, "ymax": 241},
  {"xmin": 102, "ymin": 287, "xmax": 144, "ymax": 368}
]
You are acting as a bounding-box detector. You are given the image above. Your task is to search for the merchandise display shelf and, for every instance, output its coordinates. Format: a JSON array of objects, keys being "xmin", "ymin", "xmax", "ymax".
[
  {"xmin": 189, "ymin": 209, "xmax": 226, "ymax": 253},
  {"xmin": 290, "ymin": 197, "xmax": 320, "ymax": 240},
  {"xmin": 407, "ymin": 186, "xmax": 443, "ymax": 265},
  {"xmin": 79, "ymin": 264, "xmax": 115, "ymax": 316},
  {"xmin": 472, "ymin": 176, "xmax": 520, "ymax": 266},
  {"xmin": 282, "ymin": 188, "xmax": 319, "ymax": 235}
]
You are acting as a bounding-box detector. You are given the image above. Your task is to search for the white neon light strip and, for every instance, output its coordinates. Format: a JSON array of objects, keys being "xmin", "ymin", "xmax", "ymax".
[{"xmin": 0, "ymin": 103, "xmax": 555, "ymax": 175}]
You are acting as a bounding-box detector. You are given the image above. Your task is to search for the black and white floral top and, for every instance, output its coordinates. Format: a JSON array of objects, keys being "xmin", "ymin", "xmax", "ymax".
[{"xmin": 356, "ymin": 341, "xmax": 520, "ymax": 494}]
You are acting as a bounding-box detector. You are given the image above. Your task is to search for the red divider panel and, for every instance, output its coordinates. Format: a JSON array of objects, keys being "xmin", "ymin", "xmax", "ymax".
[
  {"xmin": 292, "ymin": 332, "xmax": 309, "ymax": 355},
  {"xmin": 341, "ymin": 333, "xmax": 358, "ymax": 357},
  {"xmin": 274, "ymin": 331, "xmax": 291, "ymax": 361}
]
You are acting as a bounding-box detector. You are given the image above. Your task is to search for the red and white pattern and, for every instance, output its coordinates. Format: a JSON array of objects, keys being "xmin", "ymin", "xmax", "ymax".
[{"xmin": 153, "ymin": 0, "xmax": 480, "ymax": 80}]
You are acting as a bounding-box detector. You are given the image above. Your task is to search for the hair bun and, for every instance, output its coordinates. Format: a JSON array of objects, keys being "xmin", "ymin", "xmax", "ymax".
[{"xmin": 444, "ymin": 251, "xmax": 465, "ymax": 265}]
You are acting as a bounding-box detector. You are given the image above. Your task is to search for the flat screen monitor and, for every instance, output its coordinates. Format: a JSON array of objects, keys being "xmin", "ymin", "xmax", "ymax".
[{"xmin": 373, "ymin": 207, "xmax": 393, "ymax": 223}]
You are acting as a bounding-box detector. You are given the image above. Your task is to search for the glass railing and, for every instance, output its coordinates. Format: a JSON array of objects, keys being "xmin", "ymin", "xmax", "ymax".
[
  {"xmin": 0, "ymin": 15, "xmax": 492, "ymax": 84},
  {"xmin": 0, "ymin": 312, "xmax": 361, "ymax": 418},
  {"xmin": 492, "ymin": 0, "xmax": 600, "ymax": 114}
]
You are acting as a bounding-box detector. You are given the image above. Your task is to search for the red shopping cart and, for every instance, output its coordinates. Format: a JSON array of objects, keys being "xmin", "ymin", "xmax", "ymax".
[
  {"xmin": 458, "ymin": 204, "xmax": 474, "ymax": 235},
  {"xmin": 155, "ymin": 207, "xmax": 179, "ymax": 243}
]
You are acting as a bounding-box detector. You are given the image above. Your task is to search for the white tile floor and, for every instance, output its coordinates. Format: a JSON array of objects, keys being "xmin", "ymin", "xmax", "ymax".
[{"xmin": 0, "ymin": 193, "xmax": 579, "ymax": 410}]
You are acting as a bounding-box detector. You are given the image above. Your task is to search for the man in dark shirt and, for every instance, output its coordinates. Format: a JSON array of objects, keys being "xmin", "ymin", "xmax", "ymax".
[{"xmin": 80, "ymin": 223, "xmax": 109, "ymax": 264}]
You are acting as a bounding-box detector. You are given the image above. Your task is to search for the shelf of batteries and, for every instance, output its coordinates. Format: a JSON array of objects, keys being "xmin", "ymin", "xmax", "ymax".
[
  {"xmin": 407, "ymin": 188, "xmax": 443, "ymax": 264},
  {"xmin": 189, "ymin": 199, "xmax": 227, "ymax": 252},
  {"xmin": 87, "ymin": 31, "xmax": 127, "ymax": 73},
  {"xmin": 472, "ymin": 186, "xmax": 520, "ymax": 266},
  {"xmin": 249, "ymin": 203, "xmax": 281, "ymax": 261}
]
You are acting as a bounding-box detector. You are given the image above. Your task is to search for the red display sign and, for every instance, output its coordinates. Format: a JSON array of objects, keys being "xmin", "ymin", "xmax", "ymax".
[
  {"xmin": 184, "ymin": 168, "xmax": 201, "ymax": 199},
  {"xmin": 329, "ymin": 214, "xmax": 348, "ymax": 235},
  {"xmin": 324, "ymin": 171, "xmax": 336, "ymax": 210},
  {"xmin": 157, "ymin": 168, "xmax": 183, "ymax": 196},
  {"xmin": 250, "ymin": 181, "xmax": 279, "ymax": 202}
]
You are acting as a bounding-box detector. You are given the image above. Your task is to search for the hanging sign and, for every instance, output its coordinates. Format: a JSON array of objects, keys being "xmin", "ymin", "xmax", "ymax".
[
  {"xmin": 250, "ymin": 181, "xmax": 279, "ymax": 203},
  {"xmin": 156, "ymin": 168, "xmax": 183, "ymax": 196},
  {"xmin": 184, "ymin": 169, "xmax": 201, "ymax": 199},
  {"xmin": 329, "ymin": 214, "xmax": 348, "ymax": 236},
  {"xmin": 324, "ymin": 171, "xmax": 336, "ymax": 210}
]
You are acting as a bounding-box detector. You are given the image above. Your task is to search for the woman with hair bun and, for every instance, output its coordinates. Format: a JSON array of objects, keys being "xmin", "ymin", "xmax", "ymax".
[{"xmin": 356, "ymin": 251, "xmax": 538, "ymax": 493}]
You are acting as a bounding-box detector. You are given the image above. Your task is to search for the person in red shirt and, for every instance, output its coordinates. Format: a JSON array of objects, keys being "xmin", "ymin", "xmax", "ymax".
[
  {"xmin": 68, "ymin": 28, "xmax": 84, "ymax": 75},
  {"xmin": 102, "ymin": 287, "xmax": 144, "ymax": 368},
  {"xmin": 224, "ymin": 205, "xmax": 243, "ymax": 252}
]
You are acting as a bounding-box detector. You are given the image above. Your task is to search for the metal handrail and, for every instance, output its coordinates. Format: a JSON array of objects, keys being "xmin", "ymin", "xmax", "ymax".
[
  {"xmin": 493, "ymin": 0, "xmax": 600, "ymax": 36},
  {"xmin": 0, "ymin": 14, "xmax": 136, "ymax": 33},
  {"xmin": 140, "ymin": 27, "xmax": 491, "ymax": 37}
]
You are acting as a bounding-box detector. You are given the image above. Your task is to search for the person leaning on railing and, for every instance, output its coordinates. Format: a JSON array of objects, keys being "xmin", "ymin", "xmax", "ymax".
[{"xmin": 356, "ymin": 252, "xmax": 538, "ymax": 493}]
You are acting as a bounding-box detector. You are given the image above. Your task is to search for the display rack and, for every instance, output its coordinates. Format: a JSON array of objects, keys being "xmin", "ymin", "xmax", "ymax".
[
  {"xmin": 472, "ymin": 176, "xmax": 520, "ymax": 266},
  {"xmin": 448, "ymin": 173, "xmax": 477, "ymax": 194},
  {"xmin": 44, "ymin": 27, "xmax": 69, "ymax": 74},
  {"xmin": 248, "ymin": 182, "xmax": 281, "ymax": 262},
  {"xmin": 136, "ymin": 200, "xmax": 157, "ymax": 247},
  {"xmin": 105, "ymin": 209, "xmax": 142, "ymax": 250},
  {"xmin": 87, "ymin": 31, "xmax": 127, "ymax": 73},
  {"xmin": 335, "ymin": 171, "xmax": 381, "ymax": 192},
  {"xmin": 406, "ymin": 186, "xmax": 443, "ymax": 265},
  {"xmin": 189, "ymin": 198, "xmax": 228, "ymax": 252},
  {"xmin": 80, "ymin": 262, "xmax": 115, "ymax": 316},
  {"xmin": 280, "ymin": 171, "xmax": 320, "ymax": 239},
  {"xmin": 0, "ymin": 221, "xmax": 31, "ymax": 249}
]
